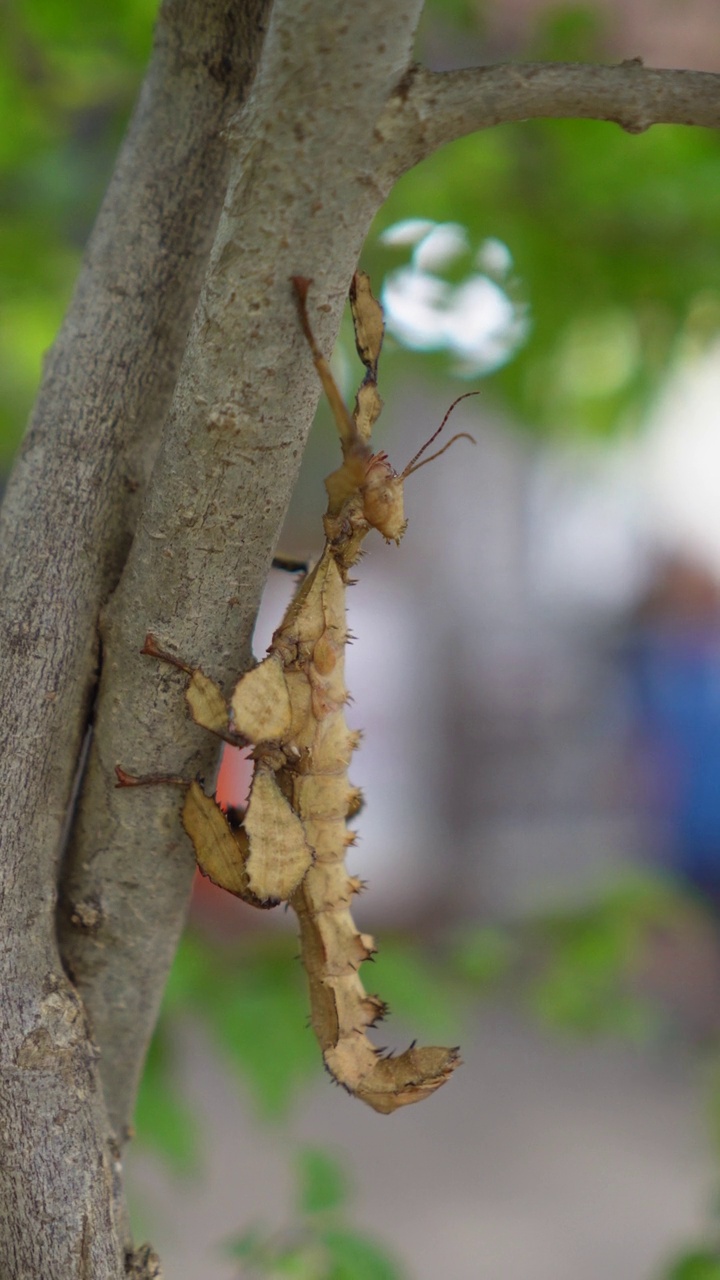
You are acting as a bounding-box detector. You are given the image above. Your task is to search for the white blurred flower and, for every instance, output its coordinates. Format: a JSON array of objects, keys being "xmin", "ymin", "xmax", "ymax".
[
  {"xmin": 379, "ymin": 219, "xmax": 526, "ymax": 376},
  {"xmin": 378, "ymin": 218, "xmax": 436, "ymax": 247},
  {"xmin": 476, "ymin": 236, "xmax": 514, "ymax": 278},
  {"xmin": 414, "ymin": 222, "xmax": 468, "ymax": 271}
]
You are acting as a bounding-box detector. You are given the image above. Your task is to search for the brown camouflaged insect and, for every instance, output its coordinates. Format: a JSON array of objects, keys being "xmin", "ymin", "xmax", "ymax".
[{"xmin": 119, "ymin": 273, "xmax": 474, "ymax": 1113}]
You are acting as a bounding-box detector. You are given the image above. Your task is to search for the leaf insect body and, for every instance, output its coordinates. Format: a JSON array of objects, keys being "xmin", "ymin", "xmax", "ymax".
[{"xmin": 120, "ymin": 273, "xmax": 473, "ymax": 1113}]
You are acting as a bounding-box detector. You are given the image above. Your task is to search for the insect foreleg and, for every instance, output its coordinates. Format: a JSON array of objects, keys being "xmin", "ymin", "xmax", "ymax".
[
  {"xmin": 141, "ymin": 632, "xmax": 240, "ymax": 745},
  {"xmin": 290, "ymin": 276, "xmax": 358, "ymax": 456}
]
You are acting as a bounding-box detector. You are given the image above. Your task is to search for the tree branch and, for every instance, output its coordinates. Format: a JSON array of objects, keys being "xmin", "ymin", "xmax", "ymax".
[
  {"xmin": 59, "ymin": 0, "xmax": 426, "ymax": 1150},
  {"xmin": 0, "ymin": 0, "xmax": 271, "ymax": 1271},
  {"xmin": 377, "ymin": 60, "xmax": 720, "ymax": 177}
]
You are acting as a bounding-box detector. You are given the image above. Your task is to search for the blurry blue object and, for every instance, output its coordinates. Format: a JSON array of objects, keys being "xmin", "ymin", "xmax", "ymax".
[{"xmin": 629, "ymin": 604, "xmax": 720, "ymax": 899}]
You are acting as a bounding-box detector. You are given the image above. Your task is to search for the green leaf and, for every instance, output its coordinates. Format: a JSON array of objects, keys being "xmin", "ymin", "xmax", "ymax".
[
  {"xmin": 297, "ymin": 1147, "xmax": 349, "ymax": 1217},
  {"xmin": 321, "ymin": 1227, "xmax": 404, "ymax": 1280},
  {"xmin": 664, "ymin": 1249, "xmax": 720, "ymax": 1280}
]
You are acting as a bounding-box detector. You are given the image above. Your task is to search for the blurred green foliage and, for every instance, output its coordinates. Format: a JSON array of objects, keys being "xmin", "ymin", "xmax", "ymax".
[
  {"xmin": 664, "ymin": 1251, "xmax": 720, "ymax": 1280},
  {"xmin": 363, "ymin": 115, "xmax": 720, "ymax": 440},
  {"xmin": 297, "ymin": 1148, "xmax": 349, "ymax": 1217},
  {"xmin": 524, "ymin": 870, "xmax": 683, "ymax": 1039},
  {"xmin": 226, "ymin": 1146, "xmax": 404, "ymax": 1278},
  {"xmin": 133, "ymin": 1026, "xmax": 198, "ymax": 1173},
  {"xmin": 450, "ymin": 923, "xmax": 518, "ymax": 987},
  {"xmin": 137, "ymin": 932, "xmax": 320, "ymax": 1137},
  {"xmin": 3, "ymin": 0, "xmax": 720, "ymax": 467},
  {"xmin": 134, "ymin": 872, "xmax": 718, "ymax": 1271},
  {"xmin": 367, "ymin": 937, "xmax": 461, "ymax": 1039},
  {"xmin": 0, "ymin": 0, "xmax": 154, "ymax": 464},
  {"xmin": 135, "ymin": 928, "xmax": 466, "ymax": 1168},
  {"xmin": 135, "ymin": 870, "xmax": 695, "ymax": 1174}
]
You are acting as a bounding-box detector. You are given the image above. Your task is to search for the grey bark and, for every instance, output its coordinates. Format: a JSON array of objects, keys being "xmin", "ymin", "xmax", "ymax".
[
  {"xmin": 379, "ymin": 60, "xmax": 720, "ymax": 177},
  {"xmin": 2, "ymin": 0, "xmax": 720, "ymax": 1271},
  {"xmin": 0, "ymin": 0, "xmax": 270, "ymax": 1274}
]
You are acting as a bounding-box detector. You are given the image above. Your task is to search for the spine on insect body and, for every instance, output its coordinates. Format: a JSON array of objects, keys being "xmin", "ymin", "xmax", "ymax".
[{"xmin": 261, "ymin": 545, "xmax": 459, "ymax": 1115}]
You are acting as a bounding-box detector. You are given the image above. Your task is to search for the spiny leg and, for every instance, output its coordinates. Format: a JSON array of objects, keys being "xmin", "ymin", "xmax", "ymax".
[
  {"xmin": 141, "ymin": 632, "xmax": 240, "ymax": 745},
  {"xmin": 290, "ymin": 276, "xmax": 357, "ymax": 455}
]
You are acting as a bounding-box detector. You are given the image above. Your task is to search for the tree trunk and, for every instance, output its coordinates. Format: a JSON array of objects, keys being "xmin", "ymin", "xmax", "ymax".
[{"xmin": 0, "ymin": 0, "xmax": 272, "ymax": 1273}]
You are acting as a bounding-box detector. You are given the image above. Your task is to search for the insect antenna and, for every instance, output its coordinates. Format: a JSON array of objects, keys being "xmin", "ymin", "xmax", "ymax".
[{"xmin": 400, "ymin": 390, "xmax": 480, "ymax": 479}]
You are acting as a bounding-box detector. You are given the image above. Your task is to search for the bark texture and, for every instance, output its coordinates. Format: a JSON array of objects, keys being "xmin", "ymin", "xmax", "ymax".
[
  {"xmin": 0, "ymin": 0, "xmax": 270, "ymax": 1274},
  {"xmin": 377, "ymin": 60, "xmax": 720, "ymax": 176}
]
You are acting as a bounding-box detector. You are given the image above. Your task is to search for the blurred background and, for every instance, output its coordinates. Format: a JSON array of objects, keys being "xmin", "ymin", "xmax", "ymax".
[{"xmin": 5, "ymin": 0, "xmax": 720, "ymax": 1276}]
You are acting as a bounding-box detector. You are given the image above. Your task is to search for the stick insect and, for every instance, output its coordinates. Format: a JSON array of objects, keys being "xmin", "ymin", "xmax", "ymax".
[{"xmin": 119, "ymin": 273, "xmax": 474, "ymax": 1113}]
